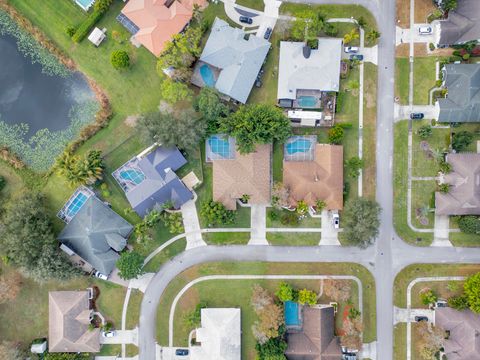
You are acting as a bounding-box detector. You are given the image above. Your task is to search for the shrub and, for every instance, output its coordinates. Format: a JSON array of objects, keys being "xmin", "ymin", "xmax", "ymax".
[
  {"xmin": 420, "ymin": 289, "xmax": 437, "ymax": 305},
  {"xmin": 116, "ymin": 251, "xmax": 144, "ymax": 280},
  {"xmin": 439, "ymin": 183, "xmax": 450, "ymax": 193},
  {"xmin": 200, "ymin": 200, "xmax": 235, "ymax": 226},
  {"xmin": 280, "ymin": 212, "xmax": 299, "ymax": 226},
  {"xmin": 452, "ymin": 131, "xmax": 473, "ymax": 152},
  {"xmin": 328, "ymin": 124, "xmax": 345, "ymax": 145},
  {"xmin": 429, "ymin": 43, "xmax": 435, "ymax": 51},
  {"xmin": 324, "ymin": 22, "xmax": 338, "ymax": 36},
  {"xmin": 0, "ymin": 176, "xmax": 5, "ymax": 192},
  {"xmin": 94, "ymin": 0, "xmax": 114, "ymax": 13},
  {"xmin": 448, "ymin": 294, "xmax": 469, "ymax": 310},
  {"xmin": 275, "ymin": 282, "xmax": 294, "ymax": 302},
  {"xmin": 110, "ymin": 50, "xmax": 130, "ymax": 70},
  {"xmin": 72, "ymin": 10, "xmax": 103, "ymax": 43},
  {"xmin": 463, "ymin": 53, "xmax": 470, "ymax": 61},
  {"xmin": 268, "ymin": 210, "xmax": 279, "ymax": 221},
  {"xmin": 417, "ymin": 125, "xmax": 432, "ymax": 139},
  {"xmin": 458, "ymin": 216, "xmax": 480, "ymax": 234},
  {"xmin": 184, "ymin": 301, "xmax": 207, "ymax": 328},
  {"xmin": 345, "ymin": 156, "xmax": 364, "ymax": 179},
  {"xmin": 65, "ymin": 26, "xmax": 76, "ymax": 37},
  {"xmin": 464, "ymin": 272, "xmax": 480, "ymax": 313},
  {"xmin": 336, "ymin": 92, "xmax": 345, "ymax": 112},
  {"xmin": 297, "ymin": 289, "xmax": 317, "ymax": 305}
]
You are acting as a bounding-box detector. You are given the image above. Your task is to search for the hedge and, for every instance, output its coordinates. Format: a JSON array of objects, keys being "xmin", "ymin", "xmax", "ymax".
[{"xmin": 72, "ymin": 9, "xmax": 103, "ymax": 43}]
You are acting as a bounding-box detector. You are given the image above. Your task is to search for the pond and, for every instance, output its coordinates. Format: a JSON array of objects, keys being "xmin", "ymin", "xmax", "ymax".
[{"xmin": 0, "ymin": 33, "xmax": 98, "ymax": 171}]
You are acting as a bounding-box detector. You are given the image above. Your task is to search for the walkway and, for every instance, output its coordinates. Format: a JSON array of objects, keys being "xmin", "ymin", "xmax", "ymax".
[
  {"xmin": 249, "ymin": 204, "xmax": 268, "ymax": 245},
  {"xmin": 180, "ymin": 200, "xmax": 206, "ymax": 250}
]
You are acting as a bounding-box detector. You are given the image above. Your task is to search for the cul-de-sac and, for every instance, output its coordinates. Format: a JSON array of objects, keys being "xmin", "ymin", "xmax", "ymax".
[{"xmin": 1, "ymin": 0, "xmax": 480, "ymax": 359}]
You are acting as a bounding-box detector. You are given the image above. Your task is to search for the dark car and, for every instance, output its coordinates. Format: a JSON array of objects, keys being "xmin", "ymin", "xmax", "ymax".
[
  {"xmin": 410, "ymin": 113, "xmax": 425, "ymax": 120},
  {"xmin": 175, "ymin": 349, "xmax": 189, "ymax": 356},
  {"xmin": 264, "ymin": 27, "xmax": 272, "ymax": 40},
  {"xmin": 239, "ymin": 16, "xmax": 253, "ymax": 24},
  {"xmin": 415, "ymin": 316, "xmax": 428, "ymax": 322},
  {"xmin": 349, "ymin": 54, "xmax": 364, "ymax": 61}
]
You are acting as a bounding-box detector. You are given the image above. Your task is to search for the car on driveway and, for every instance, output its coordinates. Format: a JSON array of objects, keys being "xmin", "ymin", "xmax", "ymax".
[
  {"xmin": 239, "ymin": 16, "xmax": 253, "ymax": 25},
  {"xmin": 102, "ymin": 330, "xmax": 116, "ymax": 337},
  {"xmin": 332, "ymin": 212, "xmax": 340, "ymax": 229},
  {"xmin": 418, "ymin": 26, "xmax": 432, "ymax": 35},
  {"xmin": 264, "ymin": 27, "xmax": 272, "ymax": 40},
  {"xmin": 93, "ymin": 271, "xmax": 108, "ymax": 281},
  {"xmin": 410, "ymin": 113, "xmax": 424, "ymax": 120},
  {"xmin": 344, "ymin": 46, "xmax": 359, "ymax": 53},
  {"xmin": 436, "ymin": 299, "xmax": 448, "ymax": 308},
  {"xmin": 415, "ymin": 316, "xmax": 429, "ymax": 322},
  {"xmin": 175, "ymin": 349, "xmax": 189, "ymax": 356},
  {"xmin": 349, "ymin": 54, "xmax": 364, "ymax": 61}
]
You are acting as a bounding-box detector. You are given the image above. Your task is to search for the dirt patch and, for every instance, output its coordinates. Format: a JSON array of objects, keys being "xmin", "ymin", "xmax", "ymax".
[
  {"xmin": 414, "ymin": 43, "xmax": 428, "ymax": 57},
  {"xmin": 396, "ymin": 43, "xmax": 410, "ymax": 58},
  {"xmin": 415, "ymin": 0, "xmax": 437, "ymax": 23},
  {"xmin": 396, "ymin": 0, "xmax": 410, "ymax": 28},
  {"xmin": 177, "ymin": 287, "xmax": 200, "ymax": 313},
  {"xmin": 125, "ymin": 115, "xmax": 140, "ymax": 127},
  {"xmin": 430, "ymin": 47, "xmax": 454, "ymax": 56},
  {"xmin": 364, "ymin": 87, "xmax": 375, "ymax": 109}
]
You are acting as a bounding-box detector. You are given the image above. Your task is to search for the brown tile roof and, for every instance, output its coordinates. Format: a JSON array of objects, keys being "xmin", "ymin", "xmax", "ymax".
[
  {"xmin": 435, "ymin": 153, "xmax": 480, "ymax": 215},
  {"xmin": 283, "ymin": 144, "xmax": 343, "ymax": 210},
  {"xmin": 48, "ymin": 291, "xmax": 100, "ymax": 353},
  {"xmin": 212, "ymin": 144, "xmax": 271, "ymax": 210},
  {"xmin": 435, "ymin": 307, "xmax": 480, "ymax": 360},
  {"xmin": 121, "ymin": 0, "xmax": 206, "ymax": 57},
  {"xmin": 285, "ymin": 306, "xmax": 342, "ymax": 360}
]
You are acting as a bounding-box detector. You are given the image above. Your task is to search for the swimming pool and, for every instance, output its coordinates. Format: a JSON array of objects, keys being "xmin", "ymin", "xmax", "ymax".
[
  {"xmin": 119, "ymin": 168, "xmax": 145, "ymax": 185},
  {"xmin": 208, "ymin": 135, "xmax": 232, "ymax": 159},
  {"xmin": 284, "ymin": 301, "xmax": 300, "ymax": 326},
  {"xmin": 75, "ymin": 0, "xmax": 95, "ymax": 11},
  {"xmin": 200, "ymin": 64, "xmax": 216, "ymax": 87},
  {"xmin": 286, "ymin": 138, "xmax": 312, "ymax": 155},
  {"xmin": 297, "ymin": 96, "xmax": 317, "ymax": 108},
  {"xmin": 66, "ymin": 192, "xmax": 88, "ymax": 218}
]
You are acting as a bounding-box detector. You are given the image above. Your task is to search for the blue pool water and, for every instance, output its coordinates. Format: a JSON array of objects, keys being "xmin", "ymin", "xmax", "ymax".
[
  {"xmin": 75, "ymin": 0, "xmax": 95, "ymax": 10},
  {"xmin": 208, "ymin": 135, "xmax": 232, "ymax": 158},
  {"xmin": 286, "ymin": 138, "xmax": 312, "ymax": 155},
  {"xmin": 200, "ymin": 64, "xmax": 216, "ymax": 87},
  {"xmin": 284, "ymin": 301, "xmax": 300, "ymax": 326},
  {"xmin": 298, "ymin": 96, "xmax": 317, "ymax": 108},
  {"xmin": 66, "ymin": 192, "xmax": 88, "ymax": 218},
  {"xmin": 120, "ymin": 169, "xmax": 145, "ymax": 185}
]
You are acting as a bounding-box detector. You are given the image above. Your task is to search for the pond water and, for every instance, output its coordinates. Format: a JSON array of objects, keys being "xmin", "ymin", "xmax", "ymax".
[{"xmin": 0, "ymin": 34, "xmax": 94, "ymax": 136}]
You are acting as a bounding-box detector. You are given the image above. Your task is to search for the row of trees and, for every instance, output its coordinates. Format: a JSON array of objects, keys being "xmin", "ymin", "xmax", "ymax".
[{"xmin": 55, "ymin": 149, "xmax": 104, "ymax": 187}]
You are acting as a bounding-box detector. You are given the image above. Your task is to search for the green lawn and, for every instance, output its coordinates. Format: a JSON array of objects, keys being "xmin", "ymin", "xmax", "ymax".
[
  {"xmin": 235, "ymin": 0, "xmax": 265, "ymax": 11},
  {"xmin": 395, "ymin": 58, "xmax": 410, "ymax": 105},
  {"xmin": 453, "ymin": 123, "xmax": 480, "ymax": 152},
  {"xmin": 143, "ymin": 239, "xmax": 187, "ymax": 273},
  {"xmin": 410, "ymin": 280, "xmax": 463, "ymax": 308},
  {"xmin": 410, "ymin": 180, "xmax": 436, "ymax": 229},
  {"xmin": 0, "ymin": 160, "xmax": 25, "ymax": 199},
  {"xmin": 126, "ymin": 289, "xmax": 143, "ymax": 329},
  {"xmin": 272, "ymin": 141, "xmax": 283, "ymax": 182},
  {"xmin": 203, "ymin": 231, "xmax": 251, "ymax": 245},
  {"xmin": 156, "ymin": 261, "xmax": 377, "ymax": 347},
  {"xmin": 393, "ymin": 323, "xmax": 407, "ymax": 360},
  {"xmin": 363, "ymin": 63, "xmax": 377, "ymax": 199},
  {"xmin": 413, "ymin": 57, "xmax": 438, "ymax": 105},
  {"xmin": 449, "ymin": 216, "xmax": 480, "ymax": 246},
  {"xmin": 393, "ymin": 121, "xmax": 433, "ymax": 245},
  {"xmin": 266, "ymin": 209, "xmax": 321, "ymax": 228},
  {"xmin": 266, "ymin": 232, "xmax": 320, "ymax": 246}
]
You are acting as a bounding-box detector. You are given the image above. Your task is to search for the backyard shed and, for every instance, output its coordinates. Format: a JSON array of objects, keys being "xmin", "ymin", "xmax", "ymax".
[{"xmin": 88, "ymin": 27, "xmax": 106, "ymax": 47}]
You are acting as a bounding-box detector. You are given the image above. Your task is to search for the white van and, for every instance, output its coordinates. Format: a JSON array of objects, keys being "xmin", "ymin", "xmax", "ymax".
[{"xmin": 418, "ymin": 26, "xmax": 432, "ymax": 35}]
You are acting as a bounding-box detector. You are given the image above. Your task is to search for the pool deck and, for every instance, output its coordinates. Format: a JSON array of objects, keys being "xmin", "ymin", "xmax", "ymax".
[
  {"xmin": 191, "ymin": 61, "xmax": 221, "ymax": 89},
  {"xmin": 57, "ymin": 186, "xmax": 95, "ymax": 223}
]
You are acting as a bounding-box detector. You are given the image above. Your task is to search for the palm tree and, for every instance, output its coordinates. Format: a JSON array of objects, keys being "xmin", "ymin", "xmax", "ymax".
[
  {"xmin": 343, "ymin": 28, "xmax": 359, "ymax": 45},
  {"xmin": 366, "ymin": 29, "xmax": 381, "ymax": 43}
]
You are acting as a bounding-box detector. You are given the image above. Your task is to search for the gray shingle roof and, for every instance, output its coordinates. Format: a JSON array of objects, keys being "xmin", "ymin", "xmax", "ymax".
[
  {"xmin": 277, "ymin": 39, "xmax": 342, "ymax": 100},
  {"xmin": 126, "ymin": 146, "xmax": 193, "ymax": 216},
  {"xmin": 199, "ymin": 17, "xmax": 270, "ymax": 103},
  {"xmin": 58, "ymin": 196, "xmax": 133, "ymax": 275},
  {"xmin": 438, "ymin": 0, "xmax": 480, "ymax": 46},
  {"xmin": 438, "ymin": 64, "xmax": 480, "ymax": 123}
]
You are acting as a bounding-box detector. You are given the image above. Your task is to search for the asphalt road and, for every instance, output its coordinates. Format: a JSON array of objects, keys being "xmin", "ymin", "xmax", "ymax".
[{"xmin": 138, "ymin": 1, "xmax": 480, "ymax": 359}]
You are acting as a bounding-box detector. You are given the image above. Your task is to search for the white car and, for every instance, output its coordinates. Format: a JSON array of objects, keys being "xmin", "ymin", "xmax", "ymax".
[
  {"xmin": 418, "ymin": 26, "xmax": 432, "ymax": 35},
  {"xmin": 94, "ymin": 271, "xmax": 108, "ymax": 281},
  {"xmin": 332, "ymin": 213, "xmax": 340, "ymax": 229},
  {"xmin": 344, "ymin": 46, "xmax": 359, "ymax": 53},
  {"xmin": 102, "ymin": 330, "xmax": 116, "ymax": 338}
]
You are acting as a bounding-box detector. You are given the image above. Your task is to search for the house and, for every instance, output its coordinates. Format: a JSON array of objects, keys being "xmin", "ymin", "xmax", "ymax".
[
  {"xmin": 285, "ymin": 306, "xmax": 342, "ymax": 360},
  {"xmin": 190, "ymin": 308, "xmax": 241, "ymax": 360},
  {"xmin": 435, "ymin": 153, "xmax": 480, "ymax": 215},
  {"xmin": 437, "ymin": 64, "xmax": 480, "ymax": 123},
  {"xmin": 435, "ymin": 0, "xmax": 480, "ymax": 46},
  {"xmin": 283, "ymin": 137, "xmax": 344, "ymax": 210},
  {"xmin": 48, "ymin": 291, "xmax": 100, "ymax": 353},
  {"xmin": 58, "ymin": 196, "xmax": 133, "ymax": 277},
  {"xmin": 113, "ymin": 145, "xmax": 193, "ymax": 216},
  {"xmin": 191, "ymin": 18, "xmax": 270, "ymax": 104},
  {"xmin": 434, "ymin": 307, "xmax": 480, "ymax": 359},
  {"xmin": 118, "ymin": 0, "xmax": 206, "ymax": 57},
  {"xmin": 277, "ymin": 39, "xmax": 342, "ymax": 126},
  {"xmin": 208, "ymin": 136, "xmax": 271, "ymax": 210}
]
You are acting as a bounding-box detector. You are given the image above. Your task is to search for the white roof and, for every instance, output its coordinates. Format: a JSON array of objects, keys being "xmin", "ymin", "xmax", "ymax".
[
  {"xmin": 277, "ymin": 38, "xmax": 343, "ymax": 100},
  {"xmin": 88, "ymin": 27, "xmax": 105, "ymax": 46},
  {"xmin": 288, "ymin": 110, "xmax": 323, "ymax": 119},
  {"xmin": 190, "ymin": 308, "xmax": 241, "ymax": 360}
]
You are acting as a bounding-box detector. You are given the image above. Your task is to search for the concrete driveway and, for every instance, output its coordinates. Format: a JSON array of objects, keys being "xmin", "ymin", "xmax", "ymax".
[
  {"xmin": 396, "ymin": 25, "xmax": 437, "ymax": 45},
  {"xmin": 394, "ymin": 104, "xmax": 439, "ymax": 121},
  {"xmin": 394, "ymin": 307, "xmax": 434, "ymax": 324},
  {"xmin": 157, "ymin": 346, "xmax": 189, "ymax": 360},
  {"xmin": 100, "ymin": 329, "xmax": 138, "ymax": 346}
]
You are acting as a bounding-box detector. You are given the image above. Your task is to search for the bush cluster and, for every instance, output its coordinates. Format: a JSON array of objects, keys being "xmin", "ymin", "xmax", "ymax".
[{"xmin": 72, "ymin": 0, "xmax": 113, "ymax": 43}]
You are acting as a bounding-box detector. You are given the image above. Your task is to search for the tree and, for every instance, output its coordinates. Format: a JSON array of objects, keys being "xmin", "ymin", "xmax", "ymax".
[
  {"xmin": 116, "ymin": 251, "xmax": 144, "ymax": 280},
  {"xmin": 323, "ymin": 22, "xmax": 338, "ymax": 36},
  {"xmin": 452, "ymin": 131, "xmax": 473, "ymax": 152},
  {"xmin": 290, "ymin": 10, "xmax": 324, "ymax": 42},
  {"xmin": 297, "ymin": 288, "xmax": 317, "ymax": 305},
  {"xmin": 255, "ymin": 337, "xmax": 288, "ymax": 360},
  {"xmin": 448, "ymin": 294, "xmax": 469, "ymax": 310},
  {"xmin": 295, "ymin": 200, "xmax": 309, "ymax": 216},
  {"xmin": 110, "ymin": 50, "xmax": 130, "ymax": 70},
  {"xmin": 160, "ymin": 79, "xmax": 193, "ymax": 104},
  {"xmin": 342, "ymin": 198, "xmax": 381, "ymax": 248},
  {"xmin": 271, "ymin": 182, "xmax": 290, "ymax": 209},
  {"xmin": 464, "ymin": 272, "xmax": 480, "ymax": 313},
  {"xmin": 439, "ymin": 183, "xmax": 450, "ymax": 194},
  {"xmin": 345, "ymin": 157, "xmax": 364, "ymax": 179},
  {"xmin": 357, "ymin": 16, "xmax": 367, "ymax": 28},
  {"xmin": 55, "ymin": 149, "xmax": 104, "ymax": 187},
  {"xmin": 315, "ymin": 199, "xmax": 326, "ymax": 212},
  {"xmin": 161, "ymin": 212, "xmax": 184, "ymax": 234},
  {"xmin": 94, "ymin": 0, "xmax": 113, "ymax": 13},
  {"xmin": 323, "ymin": 279, "xmax": 351, "ymax": 302},
  {"xmin": 343, "ymin": 28, "xmax": 359, "ymax": 45},
  {"xmin": 184, "ymin": 301, "xmax": 207, "ymax": 328},
  {"xmin": 221, "ymin": 104, "xmax": 292, "ymax": 154},
  {"xmin": 251, "ymin": 284, "xmax": 284, "ymax": 343},
  {"xmin": 366, "ymin": 29, "xmax": 381, "ymax": 43},
  {"xmin": 439, "ymin": 0, "xmax": 457, "ymax": 12},
  {"xmin": 417, "ymin": 125, "xmax": 432, "ymax": 139},
  {"xmin": 137, "ymin": 111, "xmax": 206, "ymax": 152},
  {"xmin": 0, "ymin": 175, "xmax": 5, "ymax": 192},
  {"xmin": 65, "ymin": 26, "xmax": 76, "ymax": 37},
  {"xmin": 458, "ymin": 216, "xmax": 480, "ymax": 234},
  {"xmin": 328, "ymin": 124, "xmax": 345, "ymax": 145},
  {"xmin": 193, "ymin": 87, "xmax": 229, "ymax": 134},
  {"xmin": 275, "ymin": 282, "xmax": 294, "ymax": 302},
  {"xmin": 200, "ymin": 200, "xmax": 235, "ymax": 226},
  {"xmin": 420, "ymin": 288, "xmax": 437, "ymax": 305}
]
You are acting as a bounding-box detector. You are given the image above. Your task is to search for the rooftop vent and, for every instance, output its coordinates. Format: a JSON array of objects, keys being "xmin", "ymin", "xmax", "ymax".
[{"xmin": 303, "ymin": 45, "xmax": 311, "ymax": 59}]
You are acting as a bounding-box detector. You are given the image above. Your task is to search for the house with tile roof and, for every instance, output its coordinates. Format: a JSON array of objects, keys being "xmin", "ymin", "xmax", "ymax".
[
  {"xmin": 48, "ymin": 290, "xmax": 100, "ymax": 353},
  {"xmin": 437, "ymin": 64, "xmax": 480, "ymax": 123},
  {"xmin": 118, "ymin": 0, "xmax": 206, "ymax": 57},
  {"xmin": 435, "ymin": 153, "xmax": 480, "ymax": 215},
  {"xmin": 210, "ymin": 139, "xmax": 271, "ymax": 210},
  {"xmin": 192, "ymin": 17, "xmax": 270, "ymax": 104},
  {"xmin": 58, "ymin": 196, "xmax": 133, "ymax": 276},
  {"xmin": 283, "ymin": 140, "xmax": 344, "ymax": 210}
]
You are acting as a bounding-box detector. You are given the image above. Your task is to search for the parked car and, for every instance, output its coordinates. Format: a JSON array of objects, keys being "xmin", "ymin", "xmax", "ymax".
[
  {"xmin": 332, "ymin": 212, "xmax": 340, "ymax": 229},
  {"xmin": 410, "ymin": 112, "xmax": 424, "ymax": 119},
  {"xmin": 415, "ymin": 316, "xmax": 429, "ymax": 322},
  {"xmin": 93, "ymin": 271, "xmax": 108, "ymax": 281},
  {"xmin": 239, "ymin": 16, "xmax": 253, "ymax": 24},
  {"xmin": 175, "ymin": 349, "xmax": 189, "ymax": 356},
  {"xmin": 436, "ymin": 299, "xmax": 448, "ymax": 308},
  {"xmin": 264, "ymin": 27, "xmax": 272, "ymax": 40},
  {"xmin": 349, "ymin": 54, "xmax": 364, "ymax": 61},
  {"xmin": 102, "ymin": 330, "xmax": 116, "ymax": 338},
  {"xmin": 344, "ymin": 46, "xmax": 359, "ymax": 53},
  {"xmin": 418, "ymin": 26, "xmax": 432, "ymax": 35}
]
